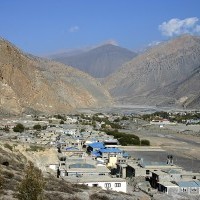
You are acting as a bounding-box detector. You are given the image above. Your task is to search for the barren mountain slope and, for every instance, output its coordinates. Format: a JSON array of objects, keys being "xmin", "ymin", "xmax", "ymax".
[
  {"xmin": 104, "ymin": 35, "xmax": 200, "ymax": 108},
  {"xmin": 0, "ymin": 39, "xmax": 112, "ymax": 115},
  {"xmin": 52, "ymin": 44, "xmax": 136, "ymax": 78}
]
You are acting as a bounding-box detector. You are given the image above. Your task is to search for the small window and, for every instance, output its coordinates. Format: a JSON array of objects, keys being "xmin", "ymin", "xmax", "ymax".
[
  {"xmin": 191, "ymin": 188, "xmax": 197, "ymax": 192},
  {"xmin": 105, "ymin": 183, "xmax": 111, "ymax": 188},
  {"xmin": 182, "ymin": 188, "xmax": 187, "ymax": 192},
  {"xmin": 146, "ymin": 170, "xmax": 150, "ymax": 175},
  {"xmin": 115, "ymin": 183, "xmax": 121, "ymax": 187},
  {"xmin": 93, "ymin": 184, "xmax": 98, "ymax": 187}
]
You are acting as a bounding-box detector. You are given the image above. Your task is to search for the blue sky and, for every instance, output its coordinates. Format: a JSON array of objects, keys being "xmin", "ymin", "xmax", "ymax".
[{"xmin": 0, "ymin": 0, "xmax": 200, "ymax": 55}]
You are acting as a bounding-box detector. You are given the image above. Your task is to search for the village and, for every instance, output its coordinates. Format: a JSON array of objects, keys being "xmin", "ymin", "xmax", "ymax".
[{"xmin": 0, "ymin": 110, "xmax": 200, "ymax": 199}]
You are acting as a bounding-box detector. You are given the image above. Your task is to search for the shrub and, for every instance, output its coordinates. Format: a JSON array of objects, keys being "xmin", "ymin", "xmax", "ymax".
[
  {"xmin": 60, "ymin": 120, "xmax": 64, "ymax": 124},
  {"xmin": 122, "ymin": 116, "xmax": 129, "ymax": 120},
  {"xmin": 141, "ymin": 139, "xmax": 150, "ymax": 146},
  {"xmin": 54, "ymin": 114, "xmax": 66, "ymax": 121},
  {"xmin": 16, "ymin": 161, "xmax": 45, "ymax": 200},
  {"xmin": 26, "ymin": 145, "xmax": 45, "ymax": 152},
  {"xmin": 90, "ymin": 193, "xmax": 109, "ymax": 200},
  {"xmin": 113, "ymin": 118, "xmax": 120, "ymax": 122},
  {"xmin": 3, "ymin": 126, "xmax": 9, "ymax": 132},
  {"xmin": 33, "ymin": 124, "xmax": 42, "ymax": 131},
  {"xmin": 13, "ymin": 124, "xmax": 25, "ymax": 133}
]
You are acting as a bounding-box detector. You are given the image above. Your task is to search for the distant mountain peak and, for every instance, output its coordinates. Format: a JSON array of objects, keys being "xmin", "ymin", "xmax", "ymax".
[{"xmin": 51, "ymin": 44, "xmax": 137, "ymax": 78}]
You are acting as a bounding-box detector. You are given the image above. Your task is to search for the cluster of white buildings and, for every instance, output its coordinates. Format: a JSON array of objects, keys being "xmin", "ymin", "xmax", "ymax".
[{"xmin": 1, "ymin": 113, "xmax": 200, "ymax": 197}]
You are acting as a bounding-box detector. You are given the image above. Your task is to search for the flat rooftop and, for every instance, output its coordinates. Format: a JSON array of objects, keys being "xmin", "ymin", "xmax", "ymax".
[{"xmin": 63, "ymin": 175, "xmax": 126, "ymax": 183}]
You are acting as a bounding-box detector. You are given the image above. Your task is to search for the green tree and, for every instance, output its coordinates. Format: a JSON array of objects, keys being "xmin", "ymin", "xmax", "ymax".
[
  {"xmin": 3, "ymin": 125, "xmax": 10, "ymax": 132},
  {"xmin": 13, "ymin": 123, "xmax": 25, "ymax": 133},
  {"xmin": 60, "ymin": 120, "xmax": 64, "ymax": 124},
  {"xmin": 33, "ymin": 124, "xmax": 42, "ymax": 131},
  {"xmin": 141, "ymin": 139, "xmax": 150, "ymax": 146},
  {"xmin": 16, "ymin": 161, "xmax": 45, "ymax": 200}
]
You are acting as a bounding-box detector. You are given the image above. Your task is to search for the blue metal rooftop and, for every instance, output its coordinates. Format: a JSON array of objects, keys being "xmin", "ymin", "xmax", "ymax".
[
  {"xmin": 88, "ymin": 142, "xmax": 104, "ymax": 149},
  {"xmin": 177, "ymin": 181, "xmax": 199, "ymax": 188},
  {"xmin": 99, "ymin": 148, "xmax": 122, "ymax": 153},
  {"xmin": 122, "ymin": 152, "xmax": 130, "ymax": 158},
  {"xmin": 91, "ymin": 151, "xmax": 101, "ymax": 157},
  {"xmin": 66, "ymin": 147, "xmax": 79, "ymax": 151}
]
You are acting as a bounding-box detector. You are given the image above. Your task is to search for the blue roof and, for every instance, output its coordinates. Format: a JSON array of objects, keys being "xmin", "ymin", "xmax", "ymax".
[
  {"xmin": 122, "ymin": 152, "xmax": 129, "ymax": 157},
  {"xmin": 66, "ymin": 147, "xmax": 79, "ymax": 151},
  {"xmin": 88, "ymin": 142, "xmax": 104, "ymax": 149},
  {"xmin": 177, "ymin": 181, "xmax": 199, "ymax": 188},
  {"xmin": 99, "ymin": 148, "xmax": 122, "ymax": 153},
  {"xmin": 194, "ymin": 181, "xmax": 200, "ymax": 186},
  {"xmin": 91, "ymin": 151, "xmax": 101, "ymax": 157}
]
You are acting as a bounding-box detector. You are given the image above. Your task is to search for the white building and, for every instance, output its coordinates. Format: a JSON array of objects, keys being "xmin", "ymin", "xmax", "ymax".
[{"xmin": 64, "ymin": 175, "xmax": 127, "ymax": 193}]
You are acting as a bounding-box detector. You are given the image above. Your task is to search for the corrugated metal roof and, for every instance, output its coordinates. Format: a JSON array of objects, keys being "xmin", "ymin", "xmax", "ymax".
[
  {"xmin": 88, "ymin": 142, "xmax": 104, "ymax": 149},
  {"xmin": 194, "ymin": 181, "xmax": 200, "ymax": 186},
  {"xmin": 99, "ymin": 148, "xmax": 122, "ymax": 153},
  {"xmin": 177, "ymin": 181, "xmax": 199, "ymax": 188},
  {"xmin": 69, "ymin": 163, "xmax": 95, "ymax": 169},
  {"xmin": 91, "ymin": 151, "xmax": 101, "ymax": 157}
]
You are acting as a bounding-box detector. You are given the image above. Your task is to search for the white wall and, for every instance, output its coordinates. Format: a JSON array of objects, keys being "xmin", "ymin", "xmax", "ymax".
[{"xmin": 81, "ymin": 181, "xmax": 127, "ymax": 193}]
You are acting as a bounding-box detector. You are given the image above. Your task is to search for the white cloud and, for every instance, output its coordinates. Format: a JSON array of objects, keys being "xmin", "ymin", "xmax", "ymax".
[
  {"xmin": 69, "ymin": 26, "xmax": 79, "ymax": 33},
  {"xmin": 159, "ymin": 17, "xmax": 200, "ymax": 37},
  {"xmin": 101, "ymin": 39, "xmax": 118, "ymax": 46}
]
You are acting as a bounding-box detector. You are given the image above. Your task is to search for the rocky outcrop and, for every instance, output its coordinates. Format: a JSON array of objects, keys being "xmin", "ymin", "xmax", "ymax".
[
  {"xmin": 104, "ymin": 35, "xmax": 200, "ymax": 108},
  {"xmin": 0, "ymin": 39, "xmax": 112, "ymax": 115}
]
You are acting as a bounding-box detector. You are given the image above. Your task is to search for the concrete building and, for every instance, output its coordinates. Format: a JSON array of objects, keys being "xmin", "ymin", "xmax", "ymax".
[
  {"xmin": 177, "ymin": 180, "xmax": 200, "ymax": 195},
  {"xmin": 64, "ymin": 175, "xmax": 127, "ymax": 193}
]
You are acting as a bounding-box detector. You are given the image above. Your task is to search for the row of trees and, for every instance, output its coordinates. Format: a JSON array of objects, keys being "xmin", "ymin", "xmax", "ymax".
[
  {"xmin": 141, "ymin": 111, "xmax": 200, "ymax": 124},
  {"xmin": 12, "ymin": 123, "xmax": 47, "ymax": 133},
  {"xmin": 103, "ymin": 129, "xmax": 150, "ymax": 146}
]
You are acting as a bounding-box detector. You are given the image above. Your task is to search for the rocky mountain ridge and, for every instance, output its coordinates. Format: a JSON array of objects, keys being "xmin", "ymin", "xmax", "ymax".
[
  {"xmin": 104, "ymin": 35, "xmax": 200, "ymax": 108},
  {"xmin": 0, "ymin": 38, "xmax": 112, "ymax": 115}
]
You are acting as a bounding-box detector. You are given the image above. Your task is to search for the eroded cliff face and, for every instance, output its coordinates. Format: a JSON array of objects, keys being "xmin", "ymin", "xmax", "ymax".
[
  {"xmin": 104, "ymin": 35, "xmax": 200, "ymax": 108},
  {"xmin": 0, "ymin": 39, "xmax": 112, "ymax": 115}
]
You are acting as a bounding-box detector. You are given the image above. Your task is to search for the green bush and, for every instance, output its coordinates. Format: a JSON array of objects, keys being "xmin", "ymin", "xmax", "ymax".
[
  {"xmin": 13, "ymin": 123, "xmax": 25, "ymax": 133},
  {"xmin": 16, "ymin": 161, "xmax": 45, "ymax": 200},
  {"xmin": 113, "ymin": 118, "xmax": 120, "ymax": 122},
  {"xmin": 3, "ymin": 126, "xmax": 9, "ymax": 132},
  {"xmin": 26, "ymin": 145, "xmax": 45, "ymax": 152},
  {"xmin": 122, "ymin": 116, "xmax": 129, "ymax": 120},
  {"xmin": 33, "ymin": 124, "xmax": 42, "ymax": 131},
  {"xmin": 54, "ymin": 114, "xmax": 66, "ymax": 121},
  {"xmin": 60, "ymin": 120, "xmax": 64, "ymax": 124},
  {"xmin": 104, "ymin": 129, "xmax": 141, "ymax": 146},
  {"xmin": 141, "ymin": 139, "xmax": 150, "ymax": 146}
]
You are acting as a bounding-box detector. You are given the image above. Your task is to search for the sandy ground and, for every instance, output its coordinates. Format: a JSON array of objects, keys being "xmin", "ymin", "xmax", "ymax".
[{"xmin": 14, "ymin": 144, "xmax": 58, "ymax": 172}]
